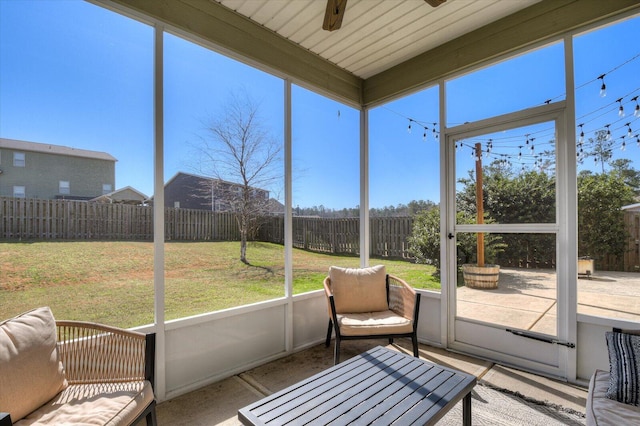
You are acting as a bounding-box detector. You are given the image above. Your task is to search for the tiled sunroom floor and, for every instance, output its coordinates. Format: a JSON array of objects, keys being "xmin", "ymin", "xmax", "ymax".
[{"xmin": 156, "ymin": 339, "xmax": 588, "ymax": 425}]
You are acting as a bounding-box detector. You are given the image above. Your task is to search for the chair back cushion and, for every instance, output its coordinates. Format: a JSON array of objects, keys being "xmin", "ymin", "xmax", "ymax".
[
  {"xmin": 0, "ymin": 307, "xmax": 67, "ymax": 421},
  {"xmin": 329, "ymin": 265, "xmax": 388, "ymax": 314}
]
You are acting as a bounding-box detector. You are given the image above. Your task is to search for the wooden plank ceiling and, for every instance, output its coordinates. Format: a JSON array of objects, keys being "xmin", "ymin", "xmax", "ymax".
[{"xmin": 213, "ymin": 0, "xmax": 540, "ymax": 79}]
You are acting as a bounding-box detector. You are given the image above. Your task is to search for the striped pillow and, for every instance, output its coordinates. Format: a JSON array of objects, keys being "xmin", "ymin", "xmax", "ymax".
[{"xmin": 605, "ymin": 331, "xmax": 640, "ymax": 406}]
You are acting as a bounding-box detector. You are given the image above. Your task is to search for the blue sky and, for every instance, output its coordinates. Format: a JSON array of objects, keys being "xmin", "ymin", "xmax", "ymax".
[{"xmin": 1, "ymin": 1, "xmax": 638, "ymax": 210}]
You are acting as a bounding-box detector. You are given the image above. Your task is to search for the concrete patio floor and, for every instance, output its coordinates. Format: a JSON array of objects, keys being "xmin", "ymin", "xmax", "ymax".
[
  {"xmin": 156, "ymin": 339, "xmax": 589, "ymax": 425},
  {"xmin": 157, "ymin": 268, "xmax": 640, "ymax": 424},
  {"xmin": 458, "ymin": 268, "xmax": 640, "ymax": 335}
]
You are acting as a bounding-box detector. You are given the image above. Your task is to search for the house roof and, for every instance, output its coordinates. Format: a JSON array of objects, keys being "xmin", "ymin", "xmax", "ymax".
[
  {"xmin": 165, "ymin": 171, "xmax": 259, "ymax": 191},
  {"xmin": 91, "ymin": 186, "xmax": 149, "ymax": 203},
  {"xmin": 110, "ymin": 0, "xmax": 639, "ymax": 107},
  {"xmin": 0, "ymin": 138, "xmax": 117, "ymax": 162},
  {"xmin": 622, "ymin": 203, "xmax": 640, "ymax": 212}
]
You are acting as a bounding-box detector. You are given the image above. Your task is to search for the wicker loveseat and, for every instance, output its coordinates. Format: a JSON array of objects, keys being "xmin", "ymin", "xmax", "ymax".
[
  {"xmin": 324, "ymin": 265, "xmax": 421, "ymax": 364},
  {"xmin": 0, "ymin": 307, "xmax": 156, "ymax": 426}
]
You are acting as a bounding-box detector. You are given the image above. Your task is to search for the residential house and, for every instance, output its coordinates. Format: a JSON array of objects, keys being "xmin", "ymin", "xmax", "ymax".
[
  {"xmin": 90, "ymin": 186, "xmax": 149, "ymax": 205},
  {"xmin": 164, "ymin": 171, "xmax": 269, "ymax": 212},
  {"xmin": 0, "ymin": 138, "xmax": 116, "ymax": 200}
]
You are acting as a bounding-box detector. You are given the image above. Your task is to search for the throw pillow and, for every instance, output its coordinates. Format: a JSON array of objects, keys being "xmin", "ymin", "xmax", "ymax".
[
  {"xmin": 605, "ymin": 330, "xmax": 640, "ymax": 406},
  {"xmin": 330, "ymin": 265, "xmax": 388, "ymax": 314},
  {"xmin": 0, "ymin": 307, "xmax": 67, "ymax": 421}
]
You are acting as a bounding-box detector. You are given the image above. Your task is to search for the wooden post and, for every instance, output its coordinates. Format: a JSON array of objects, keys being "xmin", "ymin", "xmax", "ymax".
[{"xmin": 475, "ymin": 142, "xmax": 485, "ymax": 267}]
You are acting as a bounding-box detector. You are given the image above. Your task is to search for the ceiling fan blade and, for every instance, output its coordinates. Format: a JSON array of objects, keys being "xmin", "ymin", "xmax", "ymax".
[
  {"xmin": 425, "ymin": 0, "xmax": 447, "ymax": 6},
  {"xmin": 323, "ymin": 0, "xmax": 348, "ymax": 32}
]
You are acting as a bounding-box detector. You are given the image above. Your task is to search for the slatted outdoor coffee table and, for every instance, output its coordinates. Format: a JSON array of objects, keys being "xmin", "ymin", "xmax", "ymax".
[{"xmin": 238, "ymin": 345, "xmax": 476, "ymax": 425}]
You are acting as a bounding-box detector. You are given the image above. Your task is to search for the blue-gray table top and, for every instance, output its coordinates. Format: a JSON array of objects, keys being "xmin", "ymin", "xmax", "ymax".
[{"xmin": 238, "ymin": 345, "xmax": 477, "ymax": 426}]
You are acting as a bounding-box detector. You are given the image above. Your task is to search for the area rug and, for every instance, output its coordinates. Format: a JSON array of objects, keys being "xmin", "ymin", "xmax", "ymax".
[{"xmin": 437, "ymin": 383, "xmax": 586, "ymax": 425}]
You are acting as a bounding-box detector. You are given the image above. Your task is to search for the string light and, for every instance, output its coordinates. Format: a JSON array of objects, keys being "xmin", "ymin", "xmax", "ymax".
[
  {"xmin": 598, "ymin": 74, "xmax": 607, "ymax": 97},
  {"xmin": 383, "ymin": 53, "xmax": 639, "ymax": 174},
  {"xmin": 617, "ymin": 98, "xmax": 625, "ymax": 117},
  {"xmin": 578, "ymin": 123, "xmax": 585, "ymax": 143}
]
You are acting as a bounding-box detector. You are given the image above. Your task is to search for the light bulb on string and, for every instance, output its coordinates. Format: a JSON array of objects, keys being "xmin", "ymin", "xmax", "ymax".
[
  {"xmin": 518, "ymin": 146, "xmax": 523, "ymax": 159},
  {"xmin": 525, "ymin": 134, "xmax": 530, "ymax": 145},
  {"xmin": 633, "ymin": 96, "xmax": 640, "ymax": 118},
  {"xmin": 578, "ymin": 124, "xmax": 584, "ymax": 144},
  {"xmin": 627, "ymin": 123, "xmax": 633, "ymax": 138},
  {"xmin": 407, "ymin": 119, "xmax": 412, "ymax": 134},
  {"xmin": 621, "ymin": 136, "xmax": 626, "ymax": 151},
  {"xmin": 617, "ymin": 98, "xmax": 625, "ymax": 117},
  {"xmin": 605, "ymin": 124, "xmax": 611, "ymax": 140},
  {"xmin": 433, "ymin": 123, "xmax": 438, "ymax": 139},
  {"xmin": 423, "ymin": 127, "xmax": 427, "ymax": 141},
  {"xmin": 598, "ymin": 74, "xmax": 606, "ymax": 97}
]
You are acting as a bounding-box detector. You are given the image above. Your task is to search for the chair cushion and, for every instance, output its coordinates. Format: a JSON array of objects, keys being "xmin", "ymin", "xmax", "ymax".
[
  {"xmin": 14, "ymin": 381, "xmax": 154, "ymax": 426},
  {"xmin": 587, "ymin": 369, "xmax": 640, "ymax": 426},
  {"xmin": 337, "ymin": 310, "xmax": 413, "ymax": 336},
  {"xmin": 605, "ymin": 330, "xmax": 640, "ymax": 406},
  {"xmin": 330, "ymin": 265, "xmax": 388, "ymax": 314},
  {"xmin": 0, "ymin": 307, "xmax": 67, "ymax": 421}
]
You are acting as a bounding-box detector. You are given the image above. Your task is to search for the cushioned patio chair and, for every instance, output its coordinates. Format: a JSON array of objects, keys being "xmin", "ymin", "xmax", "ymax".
[
  {"xmin": 324, "ymin": 265, "xmax": 421, "ymax": 364},
  {"xmin": 0, "ymin": 307, "xmax": 156, "ymax": 426}
]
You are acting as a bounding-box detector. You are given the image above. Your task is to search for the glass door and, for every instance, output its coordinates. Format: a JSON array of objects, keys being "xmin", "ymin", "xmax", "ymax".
[{"xmin": 445, "ymin": 103, "xmax": 575, "ymax": 377}]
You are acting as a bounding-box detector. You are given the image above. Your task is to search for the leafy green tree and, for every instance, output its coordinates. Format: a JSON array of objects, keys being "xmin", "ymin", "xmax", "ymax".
[
  {"xmin": 610, "ymin": 159, "xmax": 640, "ymax": 196},
  {"xmin": 578, "ymin": 171, "xmax": 635, "ymax": 260},
  {"xmin": 455, "ymin": 161, "xmax": 555, "ymax": 267},
  {"xmin": 408, "ymin": 208, "xmax": 504, "ymax": 273}
]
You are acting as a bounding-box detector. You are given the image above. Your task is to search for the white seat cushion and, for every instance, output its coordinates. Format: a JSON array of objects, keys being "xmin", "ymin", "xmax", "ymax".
[
  {"xmin": 337, "ymin": 310, "xmax": 413, "ymax": 336},
  {"xmin": 15, "ymin": 380, "xmax": 154, "ymax": 426},
  {"xmin": 587, "ymin": 369, "xmax": 640, "ymax": 426}
]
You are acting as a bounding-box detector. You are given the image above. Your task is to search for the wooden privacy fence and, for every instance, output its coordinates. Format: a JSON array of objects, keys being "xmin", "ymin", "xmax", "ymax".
[
  {"xmin": 0, "ymin": 197, "xmax": 239, "ymax": 241},
  {"xmin": 256, "ymin": 216, "xmax": 413, "ymax": 258},
  {"xmin": 0, "ymin": 197, "xmax": 414, "ymax": 258},
  {"xmin": 2, "ymin": 197, "xmax": 639, "ymax": 269}
]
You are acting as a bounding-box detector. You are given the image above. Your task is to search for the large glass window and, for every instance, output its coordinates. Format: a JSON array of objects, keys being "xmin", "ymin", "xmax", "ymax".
[
  {"xmin": 369, "ymin": 86, "xmax": 441, "ymax": 290},
  {"xmin": 163, "ymin": 33, "xmax": 285, "ymax": 319},
  {"xmin": 291, "ymin": 86, "xmax": 360, "ymax": 293},
  {"xmin": 574, "ymin": 16, "xmax": 640, "ymax": 321},
  {"xmin": 0, "ymin": 1, "xmax": 154, "ymax": 327}
]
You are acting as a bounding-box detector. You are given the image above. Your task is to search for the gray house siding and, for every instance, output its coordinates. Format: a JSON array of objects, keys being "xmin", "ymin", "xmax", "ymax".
[
  {"xmin": 164, "ymin": 172, "xmax": 268, "ymax": 212},
  {"xmin": 0, "ymin": 139, "xmax": 116, "ymax": 200}
]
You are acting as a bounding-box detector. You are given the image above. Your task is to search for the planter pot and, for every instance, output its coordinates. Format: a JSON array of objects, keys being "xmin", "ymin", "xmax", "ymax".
[
  {"xmin": 578, "ymin": 258, "xmax": 594, "ymax": 279},
  {"xmin": 462, "ymin": 264, "xmax": 500, "ymax": 289}
]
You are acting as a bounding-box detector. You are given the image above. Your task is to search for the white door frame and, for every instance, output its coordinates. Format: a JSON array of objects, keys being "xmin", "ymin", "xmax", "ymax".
[{"xmin": 441, "ymin": 101, "xmax": 577, "ymax": 379}]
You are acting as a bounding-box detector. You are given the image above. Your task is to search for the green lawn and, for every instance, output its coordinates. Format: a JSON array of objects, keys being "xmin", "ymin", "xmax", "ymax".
[{"xmin": 0, "ymin": 241, "xmax": 439, "ymax": 328}]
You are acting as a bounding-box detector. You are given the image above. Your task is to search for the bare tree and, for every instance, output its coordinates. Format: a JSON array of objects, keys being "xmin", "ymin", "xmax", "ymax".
[{"xmin": 193, "ymin": 91, "xmax": 282, "ymax": 263}]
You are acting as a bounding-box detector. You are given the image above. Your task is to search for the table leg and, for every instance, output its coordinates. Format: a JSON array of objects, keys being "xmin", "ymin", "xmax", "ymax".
[{"xmin": 463, "ymin": 392, "xmax": 472, "ymax": 426}]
